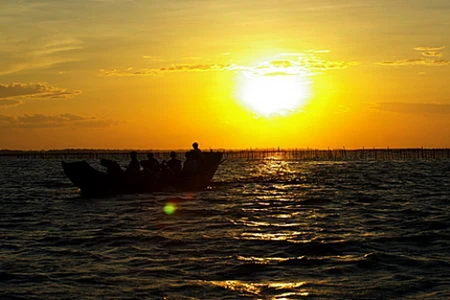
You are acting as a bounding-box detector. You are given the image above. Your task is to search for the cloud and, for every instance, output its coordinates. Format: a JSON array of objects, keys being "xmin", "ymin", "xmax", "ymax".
[
  {"xmin": 277, "ymin": 51, "xmax": 354, "ymax": 70},
  {"xmin": 376, "ymin": 102, "xmax": 450, "ymax": 114},
  {"xmin": 298, "ymin": 56, "xmax": 352, "ymax": 70},
  {"xmin": 263, "ymin": 71, "xmax": 297, "ymax": 77},
  {"xmin": 240, "ymin": 52, "xmax": 354, "ymax": 78},
  {"xmin": 101, "ymin": 51, "xmax": 354, "ymax": 77},
  {"xmin": 0, "ymin": 99, "xmax": 21, "ymax": 107},
  {"xmin": 100, "ymin": 63, "xmax": 234, "ymax": 76},
  {"xmin": 413, "ymin": 46, "xmax": 445, "ymax": 58},
  {"xmin": 419, "ymin": 51, "xmax": 443, "ymax": 58},
  {"xmin": 0, "ymin": 83, "xmax": 81, "ymax": 102},
  {"xmin": 0, "ymin": 113, "xmax": 120, "ymax": 128},
  {"xmin": 159, "ymin": 64, "xmax": 232, "ymax": 72},
  {"xmin": 142, "ymin": 55, "xmax": 167, "ymax": 62},
  {"xmin": 378, "ymin": 59, "xmax": 450, "ymax": 66},
  {"xmin": 269, "ymin": 60, "xmax": 294, "ymax": 68},
  {"xmin": 413, "ymin": 46, "xmax": 445, "ymax": 52},
  {"xmin": 378, "ymin": 46, "xmax": 449, "ymax": 66},
  {"xmin": 0, "ymin": 114, "xmax": 14, "ymax": 123},
  {"xmin": 0, "ymin": 38, "xmax": 84, "ymax": 75}
]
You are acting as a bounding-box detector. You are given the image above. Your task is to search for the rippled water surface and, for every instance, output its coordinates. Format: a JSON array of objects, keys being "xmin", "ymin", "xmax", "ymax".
[{"xmin": 1, "ymin": 157, "xmax": 450, "ymax": 299}]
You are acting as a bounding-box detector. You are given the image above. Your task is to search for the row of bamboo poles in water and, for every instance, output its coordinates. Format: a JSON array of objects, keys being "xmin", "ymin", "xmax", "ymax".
[
  {"xmin": 222, "ymin": 148, "xmax": 450, "ymax": 161},
  {"xmin": 2, "ymin": 148, "xmax": 450, "ymax": 161}
]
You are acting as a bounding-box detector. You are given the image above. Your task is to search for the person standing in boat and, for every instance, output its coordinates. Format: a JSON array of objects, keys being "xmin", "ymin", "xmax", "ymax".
[
  {"xmin": 189, "ymin": 142, "xmax": 203, "ymax": 171},
  {"xmin": 190, "ymin": 142, "xmax": 203, "ymax": 160}
]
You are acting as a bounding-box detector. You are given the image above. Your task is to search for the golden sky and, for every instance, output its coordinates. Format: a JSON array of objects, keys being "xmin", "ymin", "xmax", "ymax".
[{"xmin": 1, "ymin": 0, "xmax": 450, "ymax": 149}]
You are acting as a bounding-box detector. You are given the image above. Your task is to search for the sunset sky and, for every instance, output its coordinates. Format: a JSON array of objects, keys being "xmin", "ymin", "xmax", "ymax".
[{"xmin": 1, "ymin": 0, "xmax": 450, "ymax": 150}]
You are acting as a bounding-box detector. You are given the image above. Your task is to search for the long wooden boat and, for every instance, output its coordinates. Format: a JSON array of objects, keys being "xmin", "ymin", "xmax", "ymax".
[{"xmin": 62, "ymin": 152, "xmax": 223, "ymax": 197}]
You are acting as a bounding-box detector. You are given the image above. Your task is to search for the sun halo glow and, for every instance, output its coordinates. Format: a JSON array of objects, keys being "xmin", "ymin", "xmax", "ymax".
[{"xmin": 238, "ymin": 74, "xmax": 311, "ymax": 117}]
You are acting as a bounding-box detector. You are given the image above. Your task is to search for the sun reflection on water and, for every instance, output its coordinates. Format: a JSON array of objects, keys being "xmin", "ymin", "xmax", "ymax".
[
  {"xmin": 240, "ymin": 231, "xmax": 306, "ymax": 241},
  {"xmin": 254, "ymin": 157, "xmax": 295, "ymax": 178},
  {"xmin": 206, "ymin": 280, "xmax": 309, "ymax": 299}
]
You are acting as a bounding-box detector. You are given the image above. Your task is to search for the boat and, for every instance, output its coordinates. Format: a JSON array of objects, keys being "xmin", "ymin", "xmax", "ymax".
[{"xmin": 62, "ymin": 152, "xmax": 224, "ymax": 197}]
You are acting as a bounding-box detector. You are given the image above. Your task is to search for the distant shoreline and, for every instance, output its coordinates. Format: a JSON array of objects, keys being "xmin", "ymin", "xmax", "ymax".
[{"xmin": 1, "ymin": 148, "xmax": 449, "ymax": 161}]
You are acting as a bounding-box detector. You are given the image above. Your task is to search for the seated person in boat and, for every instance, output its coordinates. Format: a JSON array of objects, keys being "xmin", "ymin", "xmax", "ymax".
[
  {"xmin": 126, "ymin": 151, "xmax": 141, "ymax": 176},
  {"xmin": 101, "ymin": 158, "xmax": 123, "ymax": 175},
  {"xmin": 182, "ymin": 151, "xmax": 198, "ymax": 176},
  {"xmin": 141, "ymin": 152, "xmax": 160, "ymax": 173},
  {"xmin": 166, "ymin": 151, "xmax": 182, "ymax": 175}
]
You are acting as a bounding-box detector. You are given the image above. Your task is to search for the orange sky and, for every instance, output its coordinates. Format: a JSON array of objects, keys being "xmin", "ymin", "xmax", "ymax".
[{"xmin": 1, "ymin": 0, "xmax": 450, "ymax": 150}]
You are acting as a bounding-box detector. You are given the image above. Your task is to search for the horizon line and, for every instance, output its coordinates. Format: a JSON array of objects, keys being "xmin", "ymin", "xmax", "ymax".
[{"xmin": 1, "ymin": 147, "xmax": 450, "ymax": 153}]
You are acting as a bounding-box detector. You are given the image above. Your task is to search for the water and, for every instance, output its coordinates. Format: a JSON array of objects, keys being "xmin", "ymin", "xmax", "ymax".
[{"xmin": 1, "ymin": 157, "xmax": 449, "ymax": 299}]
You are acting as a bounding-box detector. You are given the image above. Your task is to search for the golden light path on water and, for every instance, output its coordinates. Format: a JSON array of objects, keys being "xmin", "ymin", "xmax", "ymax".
[
  {"xmin": 213, "ymin": 156, "xmax": 326, "ymax": 300},
  {"xmin": 155, "ymin": 157, "xmax": 314, "ymax": 299},
  {"xmin": 205, "ymin": 280, "xmax": 309, "ymax": 299},
  {"xmin": 206, "ymin": 157, "xmax": 313, "ymax": 298},
  {"xmin": 157, "ymin": 158, "xmax": 369, "ymax": 298}
]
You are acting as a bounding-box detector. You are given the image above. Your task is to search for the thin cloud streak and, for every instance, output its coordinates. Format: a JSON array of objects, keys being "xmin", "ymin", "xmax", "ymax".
[
  {"xmin": 100, "ymin": 64, "xmax": 234, "ymax": 76},
  {"xmin": 0, "ymin": 83, "xmax": 81, "ymax": 101},
  {"xmin": 0, "ymin": 113, "xmax": 120, "ymax": 128},
  {"xmin": 100, "ymin": 51, "xmax": 355, "ymax": 77},
  {"xmin": 378, "ymin": 59, "xmax": 450, "ymax": 66},
  {"xmin": 413, "ymin": 46, "xmax": 445, "ymax": 51},
  {"xmin": 0, "ymin": 38, "xmax": 84, "ymax": 75},
  {"xmin": 378, "ymin": 46, "xmax": 449, "ymax": 66},
  {"xmin": 0, "ymin": 99, "xmax": 21, "ymax": 107}
]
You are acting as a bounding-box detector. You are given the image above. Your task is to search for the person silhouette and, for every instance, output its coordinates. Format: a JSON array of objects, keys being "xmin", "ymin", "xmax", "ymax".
[
  {"xmin": 141, "ymin": 152, "xmax": 160, "ymax": 172},
  {"xmin": 182, "ymin": 151, "xmax": 198, "ymax": 175},
  {"xmin": 101, "ymin": 158, "xmax": 123, "ymax": 175},
  {"xmin": 192, "ymin": 142, "xmax": 201, "ymax": 152},
  {"xmin": 166, "ymin": 151, "xmax": 182, "ymax": 175},
  {"xmin": 190, "ymin": 142, "xmax": 203, "ymax": 161},
  {"xmin": 126, "ymin": 151, "xmax": 141, "ymax": 176}
]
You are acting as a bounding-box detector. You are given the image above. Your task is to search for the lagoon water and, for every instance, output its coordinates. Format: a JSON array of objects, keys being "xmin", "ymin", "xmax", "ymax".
[{"xmin": 1, "ymin": 156, "xmax": 450, "ymax": 299}]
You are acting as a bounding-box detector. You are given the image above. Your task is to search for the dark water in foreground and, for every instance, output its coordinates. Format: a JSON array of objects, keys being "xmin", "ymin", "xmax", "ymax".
[{"xmin": 1, "ymin": 157, "xmax": 450, "ymax": 299}]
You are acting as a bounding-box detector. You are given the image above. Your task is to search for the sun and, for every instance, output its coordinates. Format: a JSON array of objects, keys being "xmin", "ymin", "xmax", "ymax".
[{"xmin": 237, "ymin": 74, "xmax": 311, "ymax": 117}]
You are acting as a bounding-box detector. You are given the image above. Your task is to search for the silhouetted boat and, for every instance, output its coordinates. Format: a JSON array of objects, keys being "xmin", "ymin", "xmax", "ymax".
[{"xmin": 62, "ymin": 152, "xmax": 223, "ymax": 197}]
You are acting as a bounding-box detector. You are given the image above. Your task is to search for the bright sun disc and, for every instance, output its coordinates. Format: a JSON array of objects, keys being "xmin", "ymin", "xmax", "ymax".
[{"xmin": 238, "ymin": 74, "xmax": 310, "ymax": 117}]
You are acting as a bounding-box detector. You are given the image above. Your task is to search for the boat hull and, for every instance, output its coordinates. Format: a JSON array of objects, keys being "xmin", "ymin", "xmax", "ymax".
[{"xmin": 62, "ymin": 152, "xmax": 223, "ymax": 197}]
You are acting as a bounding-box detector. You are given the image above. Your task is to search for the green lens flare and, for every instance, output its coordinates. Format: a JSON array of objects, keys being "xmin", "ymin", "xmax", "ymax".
[{"xmin": 164, "ymin": 203, "xmax": 176, "ymax": 215}]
